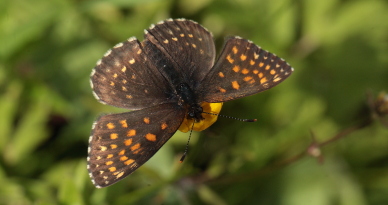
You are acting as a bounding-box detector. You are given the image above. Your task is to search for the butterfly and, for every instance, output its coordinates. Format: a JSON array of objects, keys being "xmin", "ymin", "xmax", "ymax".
[{"xmin": 87, "ymin": 18, "xmax": 293, "ymax": 188}]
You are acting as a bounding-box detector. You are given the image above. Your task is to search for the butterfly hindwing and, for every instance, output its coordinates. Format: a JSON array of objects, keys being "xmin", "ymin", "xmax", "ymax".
[
  {"xmin": 91, "ymin": 37, "xmax": 174, "ymax": 110},
  {"xmin": 198, "ymin": 37, "xmax": 293, "ymax": 103},
  {"xmin": 87, "ymin": 103, "xmax": 186, "ymax": 188},
  {"xmin": 145, "ymin": 19, "xmax": 216, "ymax": 85}
]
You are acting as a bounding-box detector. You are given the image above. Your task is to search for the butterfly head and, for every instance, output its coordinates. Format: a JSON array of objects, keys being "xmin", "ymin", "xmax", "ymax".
[{"xmin": 178, "ymin": 102, "xmax": 223, "ymax": 133}]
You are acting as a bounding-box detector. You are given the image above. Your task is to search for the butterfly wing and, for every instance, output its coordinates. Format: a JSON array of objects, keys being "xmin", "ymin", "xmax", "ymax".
[
  {"xmin": 87, "ymin": 103, "xmax": 186, "ymax": 188},
  {"xmin": 144, "ymin": 19, "xmax": 216, "ymax": 85},
  {"xmin": 91, "ymin": 37, "xmax": 176, "ymax": 110},
  {"xmin": 197, "ymin": 37, "xmax": 294, "ymax": 102}
]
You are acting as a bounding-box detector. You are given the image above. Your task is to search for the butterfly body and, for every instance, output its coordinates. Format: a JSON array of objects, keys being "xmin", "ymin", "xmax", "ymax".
[
  {"xmin": 88, "ymin": 18, "xmax": 293, "ymax": 188},
  {"xmin": 177, "ymin": 83, "xmax": 204, "ymax": 121}
]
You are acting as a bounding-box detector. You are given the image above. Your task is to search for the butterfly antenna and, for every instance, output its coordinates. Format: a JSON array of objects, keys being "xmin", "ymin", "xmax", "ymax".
[
  {"xmin": 180, "ymin": 122, "xmax": 195, "ymax": 163},
  {"xmin": 203, "ymin": 112, "xmax": 257, "ymax": 122}
]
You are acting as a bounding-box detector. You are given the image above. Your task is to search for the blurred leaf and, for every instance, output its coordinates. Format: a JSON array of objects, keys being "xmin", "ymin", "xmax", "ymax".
[
  {"xmin": 58, "ymin": 174, "xmax": 85, "ymax": 205},
  {"xmin": 282, "ymin": 158, "xmax": 368, "ymax": 205},
  {"xmin": 0, "ymin": 80, "xmax": 22, "ymax": 151},
  {"xmin": 0, "ymin": 0, "xmax": 57, "ymax": 60},
  {"xmin": 4, "ymin": 85, "xmax": 51, "ymax": 165},
  {"xmin": 198, "ymin": 184, "xmax": 227, "ymax": 205}
]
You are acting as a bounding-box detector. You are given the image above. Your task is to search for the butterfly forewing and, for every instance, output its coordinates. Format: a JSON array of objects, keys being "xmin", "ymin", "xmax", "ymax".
[
  {"xmin": 198, "ymin": 37, "xmax": 293, "ymax": 103},
  {"xmin": 145, "ymin": 19, "xmax": 216, "ymax": 84},
  {"xmin": 91, "ymin": 38, "xmax": 174, "ymax": 110},
  {"xmin": 87, "ymin": 103, "xmax": 186, "ymax": 188}
]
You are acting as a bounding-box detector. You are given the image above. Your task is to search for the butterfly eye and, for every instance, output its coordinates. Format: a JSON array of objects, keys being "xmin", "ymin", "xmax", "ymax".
[{"xmin": 188, "ymin": 111, "xmax": 196, "ymax": 118}]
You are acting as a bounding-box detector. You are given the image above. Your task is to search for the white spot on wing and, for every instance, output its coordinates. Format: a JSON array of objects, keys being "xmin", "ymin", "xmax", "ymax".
[
  {"xmin": 127, "ymin": 37, "xmax": 137, "ymax": 42},
  {"xmin": 114, "ymin": 42, "xmax": 123, "ymax": 48},
  {"xmin": 104, "ymin": 49, "xmax": 112, "ymax": 57},
  {"xmin": 89, "ymin": 78, "xmax": 94, "ymax": 89},
  {"xmin": 96, "ymin": 59, "xmax": 102, "ymax": 66}
]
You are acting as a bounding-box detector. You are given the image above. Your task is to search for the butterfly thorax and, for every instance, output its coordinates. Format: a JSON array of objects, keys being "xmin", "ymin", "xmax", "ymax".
[{"xmin": 176, "ymin": 83, "xmax": 204, "ymax": 122}]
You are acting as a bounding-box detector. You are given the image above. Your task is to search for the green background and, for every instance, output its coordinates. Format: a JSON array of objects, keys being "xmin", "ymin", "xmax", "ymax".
[{"xmin": 1, "ymin": 0, "xmax": 388, "ymax": 204}]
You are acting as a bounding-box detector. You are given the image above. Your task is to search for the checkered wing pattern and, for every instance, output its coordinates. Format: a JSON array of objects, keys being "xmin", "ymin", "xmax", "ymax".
[
  {"xmin": 87, "ymin": 103, "xmax": 185, "ymax": 188},
  {"xmin": 145, "ymin": 19, "xmax": 216, "ymax": 85},
  {"xmin": 198, "ymin": 37, "xmax": 293, "ymax": 103},
  {"xmin": 91, "ymin": 38, "xmax": 174, "ymax": 110}
]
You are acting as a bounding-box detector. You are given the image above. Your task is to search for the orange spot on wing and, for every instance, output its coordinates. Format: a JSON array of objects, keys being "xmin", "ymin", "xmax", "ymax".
[
  {"xmin": 232, "ymin": 46, "xmax": 238, "ymax": 54},
  {"xmin": 145, "ymin": 133, "xmax": 157, "ymax": 142},
  {"xmin": 118, "ymin": 149, "xmax": 125, "ymax": 155},
  {"xmin": 106, "ymin": 123, "xmax": 115, "ymax": 129},
  {"xmin": 161, "ymin": 123, "xmax": 168, "ymax": 130},
  {"xmin": 241, "ymin": 68, "xmax": 249, "ymax": 74},
  {"xmin": 130, "ymin": 143, "xmax": 141, "ymax": 151},
  {"xmin": 143, "ymin": 117, "xmax": 150, "ymax": 124},
  {"xmin": 218, "ymin": 72, "xmax": 225, "ymax": 78},
  {"xmin": 119, "ymin": 120, "xmax": 128, "ymax": 128},
  {"xmin": 232, "ymin": 81, "xmax": 240, "ymax": 90},
  {"xmin": 120, "ymin": 156, "xmax": 128, "ymax": 161},
  {"xmin": 124, "ymin": 139, "xmax": 133, "ymax": 146},
  {"xmin": 133, "ymin": 148, "xmax": 143, "ymax": 154},
  {"xmin": 260, "ymin": 77, "xmax": 268, "ymax": 84},
  {"xmin": 124, "ymin": 159, "xmax": 135, "ymax": 165},
  {"xmin": 240, "ymin": 54, "xmax": 247, "ymax": 61},
  {"xmin": 127, "ymin": 129, "xmax": 136, "ymax": 137},
  {"xmin": 244, "ymin": 76, "xmax": 253, "ymax": 82},
  {"xmin": 110, "ymin": 144, "xmax": 118, "ymax": 149},
  {"xmin": 121, "ymin": 66, "xmax": 127, "ymax": 72},
  {"xmin": 232, "ymin": 65, "xmax": 240, "ymax": 72},
  {"xmin": 109, "ymin": 167, "xmax": 116, "ymax": 172},
  {"xmin": 105, "ymin": 161, "xmax": 113, "ymax": 165},
  {"xmin": 110, "ymin": 133, "xmax": 118, "ymax": 139},
  {"xmin": 226, "ymin": 55, "xmax": 234, "ymax": 64}
]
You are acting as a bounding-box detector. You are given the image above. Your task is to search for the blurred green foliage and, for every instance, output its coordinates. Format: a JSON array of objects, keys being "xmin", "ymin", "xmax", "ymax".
[{"xmin": 1, "ymin": 0, "xmax": 388, "ymax": 204}]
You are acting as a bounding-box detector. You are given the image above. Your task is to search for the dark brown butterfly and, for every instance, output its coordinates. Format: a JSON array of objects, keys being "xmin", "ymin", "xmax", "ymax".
[{"xmin": 88, "ymin": 18, "xmax": 293, "ymax": 188}]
